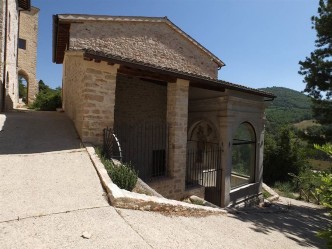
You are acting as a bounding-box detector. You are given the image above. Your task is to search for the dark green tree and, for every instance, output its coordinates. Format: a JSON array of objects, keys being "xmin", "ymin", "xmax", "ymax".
[
  {"xmin": 264, "ymin": 127, "xmax": 308, "ymax": 184},
  {"xmin": 38, "ymin": 80, "xmax": 51, "ymax": 93},
  {"xmin": 299, "ymin": 0, "xmax": 332, "ymax": 130},
  {"xmin": 30, "ymin": 80, "xmax": 62, "ymax": 111}
]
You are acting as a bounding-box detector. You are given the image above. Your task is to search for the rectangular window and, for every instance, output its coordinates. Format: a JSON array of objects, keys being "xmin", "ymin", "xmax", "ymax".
[{"xmin": 18, "ymin": 38, "xmax": 26, "ymax": 50}]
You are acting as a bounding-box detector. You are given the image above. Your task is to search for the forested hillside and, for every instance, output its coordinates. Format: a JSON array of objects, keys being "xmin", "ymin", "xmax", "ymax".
[{"xmin": 260, "ymin": 87, "xmax": 312, "ymax": 131}]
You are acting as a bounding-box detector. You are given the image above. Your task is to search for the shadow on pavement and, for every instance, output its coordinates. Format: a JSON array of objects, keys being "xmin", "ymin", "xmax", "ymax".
[
  {"xmin": 0, "ymin": 110, "xmax": 82, "ymax": 154},
  {"xmin": 231, "ymin": 201, "xmax": 331, "ymax": 248}
]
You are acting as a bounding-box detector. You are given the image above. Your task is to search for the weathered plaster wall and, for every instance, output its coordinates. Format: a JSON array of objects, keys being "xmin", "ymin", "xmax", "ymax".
[
  {"xmin": 18, "ymin": 7, "xmax": 39, "ymax": 104},
  {"xmin": 4, "ymin": 0, "xmax": 19, "ymax": 109},
  {"xmin": 69, "ymin": 21, "xmax": 218, "ymax": 79},
  {"xmin": 0, "ymin": 1, "xmax": 5, "ymax": 110}
]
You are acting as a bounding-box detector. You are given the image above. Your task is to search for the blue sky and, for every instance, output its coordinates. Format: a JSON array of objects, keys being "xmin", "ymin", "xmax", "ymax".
[{"xmin": 32, "ymin": 0, "xmax": 318, "ymax": 92}]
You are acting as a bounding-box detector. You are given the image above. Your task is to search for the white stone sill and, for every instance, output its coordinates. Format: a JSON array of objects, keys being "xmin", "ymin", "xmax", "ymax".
[
  {"xmin": 85, "ymin": 144, "xmax": 226, "ymax": 214},
  {"xmin": 230, "ymin": 182, "xmax": 258, "ymax": 194}
]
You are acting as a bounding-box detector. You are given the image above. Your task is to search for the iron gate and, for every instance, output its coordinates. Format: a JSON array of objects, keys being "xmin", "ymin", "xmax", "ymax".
[{"xmin": 186, "ymin": 142, "xmax": 222, "ymax": 206}]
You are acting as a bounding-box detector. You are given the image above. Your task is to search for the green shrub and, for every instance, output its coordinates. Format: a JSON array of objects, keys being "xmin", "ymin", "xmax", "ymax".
[
  {"xmin": 106, "ymin": 162, "xmax": 138, "ymax": 191},
  {"xmin": 30, "ymin": 80, "xmax": 62, "ymax": 111},
  {"xmin": 314, "ymin": 143, "xmax": 332, "ymax": 248},
  {"xmin": 31, "ymin": 90, "xmax": 62, "ymax": 111},
  {"xmin": 95, "ymin": 147, "xmax": 138, "ymax": 191}
]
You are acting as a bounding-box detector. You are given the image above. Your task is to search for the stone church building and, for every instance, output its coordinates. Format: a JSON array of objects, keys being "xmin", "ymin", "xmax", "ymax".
[
  {"xmin": 0, "ymin": 0, "xmax": 39, "ymax": 111},
  {"xmin": 53, "ymin": 14, "xmax": 275, "ymax": 207}
]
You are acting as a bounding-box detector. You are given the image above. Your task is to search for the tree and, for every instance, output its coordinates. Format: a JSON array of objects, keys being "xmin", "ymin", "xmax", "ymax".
[
  {"xmin": 263, "ymin": 126, "xmax": 308, "ymax": 184},
  {"xmin": 30, "ymin": 80, "xmax": 62, "ymax": 111},
  {"xmin": 18, "ymin": 77, "xmax": 27, "ymax": 102},
  {"xmin": 299, "ymin": 0, "xmax": 332, "ymax": 127},
  {"xmin": 314, "ymin": 143, "xmax": 332, "ymax": 248}
]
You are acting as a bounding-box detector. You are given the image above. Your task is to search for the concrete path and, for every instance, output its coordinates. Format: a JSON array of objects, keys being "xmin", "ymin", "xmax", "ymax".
[
  {"xmin": 0, "ymin": 110, "xmax": 330, "ymax": 249},
  {"xmin": 0, "ymin": 111, "xmax": 81, "ymax": 154}
]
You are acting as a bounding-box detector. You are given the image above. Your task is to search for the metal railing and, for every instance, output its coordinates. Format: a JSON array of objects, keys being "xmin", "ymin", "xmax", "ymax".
[
  {"xmin": 186, "ymin": 143, "xmax": 222, "ymax": 206},
  {"xmin": 103, "ymin": 122, "xmax": 168, "ymax": 181}
]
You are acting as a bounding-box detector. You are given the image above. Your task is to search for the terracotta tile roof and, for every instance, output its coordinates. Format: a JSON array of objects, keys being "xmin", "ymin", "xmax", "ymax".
[
  {"xmin": 18, "ymin": 0, "xmax": 31, "ymax": 10},
  {"xmin": 82, "ymin": 49, "xmax": 275, "ymax": 99},
  {"xmin": 53, "ymin": 14, "xmax": 225, "ymax": 67}
]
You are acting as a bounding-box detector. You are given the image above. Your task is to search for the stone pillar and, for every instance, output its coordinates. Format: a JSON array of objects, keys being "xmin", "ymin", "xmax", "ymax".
[
  {"xmin": 166, "ymin": 78, "xmax": 189, "ymax": 198},
  {"xmin": 219, "ymin": 118, "xmax": 233, "ymax": 207},
  {"xmin": 81, "ymin": 63, "xmax": 119, "ymax": 145},
  {"xmin": 256, "ymin": 116, "xmax": 266, "ymax": 194}
]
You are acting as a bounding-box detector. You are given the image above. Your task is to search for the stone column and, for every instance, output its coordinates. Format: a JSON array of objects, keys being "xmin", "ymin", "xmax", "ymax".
[
  {"xmin": 256, "ymin": 115, "xmax": 266, "ymax": 194},
  {"xmin": 166, "ymin": 78, "xmax": 189, "ymax": 198},
  {"xmin": 218, "ymin": 117, "xmax": 233, "ymax": 207},
  {"xmin": 81, "ymin": 63, "xmax": 119, "ymax": 145}
]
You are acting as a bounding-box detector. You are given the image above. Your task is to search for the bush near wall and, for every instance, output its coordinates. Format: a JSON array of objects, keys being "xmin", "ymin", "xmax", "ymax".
[{"xmin": 30, "ymin": 80, "xmax": 62, "ymax": 111}]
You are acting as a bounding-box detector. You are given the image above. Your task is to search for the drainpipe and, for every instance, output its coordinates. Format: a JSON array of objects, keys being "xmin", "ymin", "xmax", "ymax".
[{"xmin": 1, "ymin": 0, "xmax": 9, "ymax": 112}]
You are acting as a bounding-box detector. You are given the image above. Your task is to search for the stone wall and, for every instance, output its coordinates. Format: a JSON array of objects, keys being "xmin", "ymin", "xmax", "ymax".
[
  {"xmin": 63, "ymin": 51, "xmax": 119, "ymax": 145},
  {"xmin": 70, "ymin": 21, "xmax": 218, "ymax": 79},
  {"xmin": 114, "ymin": 75, "xmax": 167, "ymax": 125},
  {"xmin": 62, "ymin": 52, "xmax": 86, "ymax": 137},
  {"xmin": 18, "ymin": 7, "xmax": 39, "ymax": 104},
  {"xmin": 80, "ymin": 62, "xmax": 118, "ymax": 144}
]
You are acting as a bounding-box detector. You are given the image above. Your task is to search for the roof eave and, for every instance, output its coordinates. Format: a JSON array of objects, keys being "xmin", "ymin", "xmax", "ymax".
[
  {"xmin": 82, "ymin": 50, "xmax": 275, "ymax": 99},
  {"xmin": 52, "ymin": 15, "xmax": 59, "ymax": 63}
]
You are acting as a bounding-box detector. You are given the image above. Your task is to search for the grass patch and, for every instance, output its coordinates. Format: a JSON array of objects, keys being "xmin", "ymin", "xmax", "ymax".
[
  {"xmin": 263, "ymin": 189, "xmax": 272, "ymax": 199},
  {"xmin": 191, "ymin": 199, "xmax": 205, "ymax": 206},
  {"xmin": 273, "ymin": 181, "xmax": 297, "ymax": 199}
]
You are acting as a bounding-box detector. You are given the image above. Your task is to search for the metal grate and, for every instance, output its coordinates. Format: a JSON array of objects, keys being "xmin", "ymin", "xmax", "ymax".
[{"xmin": 104, "ymin": 122, "xmax": 168, "ymax": 181}]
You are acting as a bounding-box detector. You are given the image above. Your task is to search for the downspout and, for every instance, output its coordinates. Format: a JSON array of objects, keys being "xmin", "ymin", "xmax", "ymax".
[{"xmin": 1, "ymin": 0, "xmax": 8, "ymax": 112}]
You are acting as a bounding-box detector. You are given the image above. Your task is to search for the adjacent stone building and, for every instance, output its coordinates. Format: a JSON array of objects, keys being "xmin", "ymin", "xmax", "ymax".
[
  {"xmin": 53, "ymin": 14, "xmax": 275, "ymax": 207},
  {"xmin": 0, "ymin": 0, "xmax": 38, "ymax": 111},
  {"xmin": 18, "ymin": 6, "xmax": 39, "ymax": 105}
]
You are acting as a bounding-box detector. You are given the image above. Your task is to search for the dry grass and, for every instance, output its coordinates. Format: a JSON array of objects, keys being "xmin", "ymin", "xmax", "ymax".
[
  {"xmin": 309, "ymin": 159, "xmax": 332, "ymax": 171},
  {"xmin": 293, "ymin": 119, "xmax": 320, "ymax": 130}
]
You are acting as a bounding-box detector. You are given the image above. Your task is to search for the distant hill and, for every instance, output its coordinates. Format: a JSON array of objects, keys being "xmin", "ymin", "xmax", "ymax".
[{"xmin": 259, "ymin": 87, "xmax": 312, "ymax": 130}]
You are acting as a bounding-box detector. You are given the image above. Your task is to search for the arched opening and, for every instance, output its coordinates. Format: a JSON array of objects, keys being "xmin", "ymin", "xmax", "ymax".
[
  {"xmin": 186, "ymin": 120, "xmax": 222, "ymax": 206},
  {"xmin": 188, "ymin": 120, "xmax": 219, "ymax": 152},
  {"xmin": 18, "ymin": 72, "xmax": 28, "ymax": 105},
  {"xmin": 231, "ymin": 122, "xmax": 256, "ymax": 189}
]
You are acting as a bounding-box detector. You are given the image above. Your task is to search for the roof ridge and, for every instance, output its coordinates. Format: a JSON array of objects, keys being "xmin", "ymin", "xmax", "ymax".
[{"xmin": 55, "ymin": 14, "xmax": 225, "ymax": 67}]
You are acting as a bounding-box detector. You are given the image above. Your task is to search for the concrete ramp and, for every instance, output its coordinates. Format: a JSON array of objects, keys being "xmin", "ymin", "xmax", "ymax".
[{"xmin": 0, "ymin": 111, "xmax": 108, "ymax": 222}]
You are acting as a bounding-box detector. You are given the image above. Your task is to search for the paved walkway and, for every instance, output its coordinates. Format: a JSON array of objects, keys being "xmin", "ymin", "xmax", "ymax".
[{"xmin": 0, "ymin": 110, "xmax": 330, "ymax": 249}]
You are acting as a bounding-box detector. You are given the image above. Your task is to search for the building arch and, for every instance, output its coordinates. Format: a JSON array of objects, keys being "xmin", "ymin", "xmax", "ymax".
[
  {"xmin": 18, "ymin": 70, "xmax": 29, "ymax": 104},
  {"xmin": 231, "ymin": 122, "xmax": 257, "ymax": 189},
  {"xmin": 188, "ymin": 119, "xmax": 219, "ymax": 150}
]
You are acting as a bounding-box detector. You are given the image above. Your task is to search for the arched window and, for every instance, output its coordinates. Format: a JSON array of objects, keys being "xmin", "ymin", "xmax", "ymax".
[
  {"xmin": 18, "ymin": 72, "xmax": 28, "ymax": 104},
  {"xmin": 231, "ymin": 122, "xmax": 256, "ymax": 189}
]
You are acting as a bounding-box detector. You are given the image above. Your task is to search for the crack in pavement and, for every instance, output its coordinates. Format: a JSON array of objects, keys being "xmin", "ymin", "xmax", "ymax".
[
  {"xmin": 0, "ymin": 205, "xmax": 110, "ymax": 224},
  {"xmin": 115, "ymin": 208, "xmax": 154, "ymax": 249}
]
